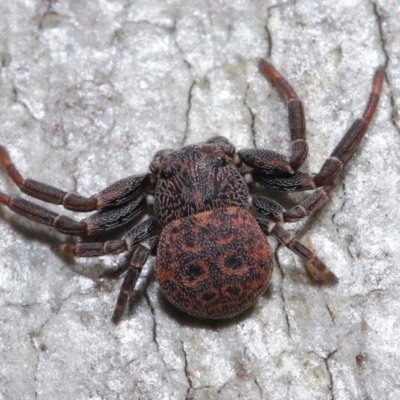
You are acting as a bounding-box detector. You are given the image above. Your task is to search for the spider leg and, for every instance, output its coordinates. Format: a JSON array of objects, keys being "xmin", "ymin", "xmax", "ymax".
[
  {"xmin": 246, "ymin": 66, "xmax": 384, "ymax": 191},
  {"xmin": 112, "ymin": 236, "xmax": 158, "ymax": 323},
  {"xmin": 237, "ymin": 59, "xmax": 307, "ymax": 175},
  {"xmin": 313, "ymin": 66, "xmax": 384, "ymax": 186},
  {"xmin": 257, "ymin": 217, "xmax": 337, "ymax": 283},
  {"xmin": 0, "ymin": 146, "xmax": 151, "ymax": 211},
  {"xmin": 253, "ymin": 178, "xmax": 338, "ymax": 223},
  {"xmin": 59, "ymin": 218, "xmax": 157, "ymax": 256},
  {"xmin": 248, "ymin": 170, "xmax": 316, "ymax": 191},
  {"xmin": 0, "ymin": 191, "xmax": 146, "ymax": 235}
]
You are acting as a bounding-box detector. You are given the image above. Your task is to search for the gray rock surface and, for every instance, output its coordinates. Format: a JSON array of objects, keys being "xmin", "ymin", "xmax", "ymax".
[{"xmin": 0, "ymin": 1, "xmax": 399, "ymax": 399}]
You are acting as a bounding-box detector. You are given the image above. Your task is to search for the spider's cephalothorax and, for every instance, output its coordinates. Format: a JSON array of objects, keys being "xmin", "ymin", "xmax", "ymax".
[
  {"xmin": 0, "ymin": 60, "xmax": 384, "ymax": 322},
  {"xmin": 151, "ymin": 141, "xmax": 249, "ymax": 225}
]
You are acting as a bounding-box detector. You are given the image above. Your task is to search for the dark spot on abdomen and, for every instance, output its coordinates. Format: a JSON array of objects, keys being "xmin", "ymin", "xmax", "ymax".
[
  {"xmin": 185, "ymin": 264, "xmax": 203, "ymax": 280},
  {"xmin": 225, "ymin": 255, "xmax": 242, "ymax": 269},
  {"xmin": 226, "ymin": 286, "xmax": 241, "ymax": 296},
  {"xmin": 201, "ymin": 291, "xmax": 217, "ymax": 301},
  {"xmin": 185, "ymin": 235, "xmax": 195, "ymax": 247}
]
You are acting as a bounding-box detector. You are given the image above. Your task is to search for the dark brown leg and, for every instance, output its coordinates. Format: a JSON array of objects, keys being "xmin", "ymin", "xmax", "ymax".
[
  {"xmin": 0, "ymin": 191, "xmax": 146, "ymax": 235},
  {"xmin": 238, "ymin": 149, "xmax": 295, "ymax": 175},
  {"xmin": 60, "ymin": 218, "xmax": 157, "ymax": 256},
  {"xmin": 0, "ymin": 146, "xmax": 151, "ymax": 211},
  {"xmin": 257, "ymin": 218, "xmax": 337, "ymax": 283},
  {"xmin": 253, "ymin": 178, "xmax": 338, "ymax": 223},
  {"xmin": 112, "ymin": 238, "xmax": 158, "ymax": 323},
  {"xmin": 248, "ymin": 170, "xmax": 316, "ymax": 191},
  {"xmin": 85, "ymin": 195, "xmax": 146, "ymax": 233},
  {"xmin": 313, "ymin": 66, "xmax": 384, "ymax": 186},
  {"xmin": 247, "ymin": 66, "xmax": 384, "ymax": 191},
  {"xmin": 238, "ymin": 59, "xmax": 307, "ymax": 175},
  {"xmin": 259, "ymin": 60, "xmax": 308, "ymax": 171}
]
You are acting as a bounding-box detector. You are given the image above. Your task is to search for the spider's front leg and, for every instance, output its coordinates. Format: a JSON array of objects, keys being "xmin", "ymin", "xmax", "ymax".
[
  {"xmin": 0, "ymin": 147, "xmax": 154, "ymax": 235},
  {"xmin": 313, "ymin": 66, "xmax": 384, "ymax": 187},
  {"xmin": 0, "ymin": 146, "xmax": 150, "ymax": 211},
  {"xmin": 0, "ymin": 189, "xmax": 146, "ymax": 235},
  {"xmin": 238, "ymin": 59, "xmax": 307, "ymax": 175},
  {"xmin": 245, "ymin": 66, "xmax": 384, "ymax": 191}
]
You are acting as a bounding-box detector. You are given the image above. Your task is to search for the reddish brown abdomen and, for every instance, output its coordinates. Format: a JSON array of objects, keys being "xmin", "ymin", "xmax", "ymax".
[{"xmin": 155, "ymin": 206, "xmax": 273, "ymax": 319}]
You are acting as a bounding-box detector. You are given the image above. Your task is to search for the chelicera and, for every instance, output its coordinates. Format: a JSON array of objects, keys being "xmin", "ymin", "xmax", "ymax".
[{"xmin": 0, "ymin": 60, "xmax": 383, "ymax": 322}]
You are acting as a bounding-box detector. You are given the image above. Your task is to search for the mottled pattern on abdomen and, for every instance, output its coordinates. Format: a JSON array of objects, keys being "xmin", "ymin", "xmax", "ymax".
[{"xmin": 155, "ymin": 206, "xmax": 273, "ymax": 319}]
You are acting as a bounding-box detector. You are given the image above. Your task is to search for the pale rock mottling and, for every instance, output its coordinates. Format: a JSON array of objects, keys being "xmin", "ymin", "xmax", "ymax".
[{"xmin": 0, "ymin": 1, "xmax": 399, "ymax": 399}]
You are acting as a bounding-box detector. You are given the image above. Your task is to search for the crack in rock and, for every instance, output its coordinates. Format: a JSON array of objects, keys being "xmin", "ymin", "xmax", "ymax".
[
  {"xmin": 244, "ymin": 83, "xmax": 257, "ymax": 148},
  {"xmin": 274, "ymin": 244, "xmax": 292, "ymax": 337},
  {"xmin": 370, "ymin": 0, "xmax": 400, "ymax": 135},
  {"xmin": 144, "ymin": 291, "xmax": 167, "ymax": 369},
  {"xmin": 181, "ymin": 341, "xmax": 194, "ymax": 398}
]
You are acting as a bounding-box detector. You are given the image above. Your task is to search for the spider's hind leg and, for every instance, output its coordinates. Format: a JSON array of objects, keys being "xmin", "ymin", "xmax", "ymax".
[
  {"xmin": 112, "ymin": 236, "xmax": 159, "ymax": 323},
  {"xmin": 257, "ymin": 218, "xmax": 337, "ymax": 283},
  {"xmin": 59, "ymin": 218, "xmax": 157, "ymax": 257}
]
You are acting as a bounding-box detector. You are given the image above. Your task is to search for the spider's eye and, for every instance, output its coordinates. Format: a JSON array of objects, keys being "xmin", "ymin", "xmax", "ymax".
[
  {"xmin": 161, "ymin": 163, "xmax": 180, "ymax": 179},
  {"xmin": 215, "ymin": 143, "xmax": 235, "ymax": 158},
  {"xmin": 150, "ymin": 161, "xmax": 159, "ymax": 174}
]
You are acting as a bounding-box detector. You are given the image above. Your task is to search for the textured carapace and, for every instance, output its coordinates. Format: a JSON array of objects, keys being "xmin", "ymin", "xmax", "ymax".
[
  {"xmin": 0, "ymin": 60, "xmax": 384, "ymax": 322},
  {"xmin": 150, "ymin": 141, "xmax": 248, "ymax": 225}
]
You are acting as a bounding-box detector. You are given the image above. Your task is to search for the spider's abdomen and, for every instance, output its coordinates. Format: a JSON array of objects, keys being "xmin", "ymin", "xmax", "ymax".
[{"xmin": 155, "ymin": 206, "xmax": 273, "ymax": 319}]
